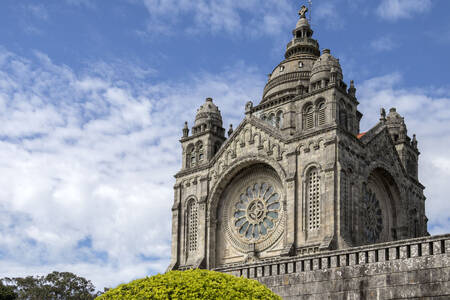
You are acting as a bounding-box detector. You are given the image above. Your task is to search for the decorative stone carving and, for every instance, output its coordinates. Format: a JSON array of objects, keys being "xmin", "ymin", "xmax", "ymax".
[
  {"xmin": 233, "ymin": 183, "xmax": 281, "ymax": 241},
  {"xmin": 362, "ymin": 187, "xmax": 383, "ymax": 243},
  {"xmin": 220, "ymin": 165, "xmax": 285, "ymax": 255}
]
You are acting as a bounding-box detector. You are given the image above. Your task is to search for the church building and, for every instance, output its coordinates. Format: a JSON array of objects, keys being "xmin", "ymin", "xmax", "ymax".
[{"xmin": 168, "ymin": 5, "xmax": 449, "ymax": 299}]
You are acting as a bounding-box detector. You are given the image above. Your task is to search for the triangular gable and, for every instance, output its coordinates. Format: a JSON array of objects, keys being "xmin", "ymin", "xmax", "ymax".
[
  {"xmin": 362, "ymin": 126, "xmax": 408, "ymax": 178},
  {"xmin": 209, "ymin": 116, "xmax": 289, "ymax": 178}
]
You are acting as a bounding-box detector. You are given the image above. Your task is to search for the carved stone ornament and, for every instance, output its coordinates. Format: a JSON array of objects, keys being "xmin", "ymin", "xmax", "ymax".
[
  {"xmin": 362, "ymin": 187, "xmax": 383, "ymax": 243},
  {"xmin": 233, "ymin": 183, "xmax": 281, "ymax": 241},
  {"xmin": 220, "ymin": 167, "xmax": 285, "ymax": 253}
]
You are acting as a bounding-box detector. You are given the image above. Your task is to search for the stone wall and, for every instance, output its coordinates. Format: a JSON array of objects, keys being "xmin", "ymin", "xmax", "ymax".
[{"xmin": 215, "ymin": 234, "xmax": 450, "ymax": 299}]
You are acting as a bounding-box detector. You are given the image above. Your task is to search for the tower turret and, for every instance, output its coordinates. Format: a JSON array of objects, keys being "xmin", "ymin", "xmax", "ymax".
[{"xmin": 180, "ymin": 98, "xmax": 226, "ymax": 169}]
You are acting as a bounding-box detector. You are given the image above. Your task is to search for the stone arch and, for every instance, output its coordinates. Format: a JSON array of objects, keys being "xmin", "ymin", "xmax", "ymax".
[
  {"xmin": 207, "ymin": 155, "xmax": 287, "ymax": 268},
  {"xmin": 316, "ymin": 98, "xmax": 326, "ymax": 126},
  {"xmin": 301, "ymin": 163, "xmax": 323, "ymax": 235},
  {"xmin": 276, "ymin": 110, "xmax": 283, "ymax": 129},
  {"xmin": 302, "ymin": 102, "xmax": 314, "ymax": 130},
  {"xmin": 186, "ymin": 143, "xmax": 195, "ymax": 168},
  {"xmin": 185, "ymin": 196, "xmax": 199, "ymax": 262},
  {"xmin": 359, "ymin": 166, "xmax": 402, "ymax": 245}
]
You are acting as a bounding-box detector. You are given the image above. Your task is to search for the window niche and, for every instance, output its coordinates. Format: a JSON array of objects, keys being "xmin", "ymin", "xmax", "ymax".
[
  {"xmin": 303, "ymin": 104, "xmax": 314, "ymax": 130},
  {"xmin": 307, "ymin": 167, "xmax": 321, "ymax": 231},
  {"xmin": 186, "ymin": 199, "xmax": 199, "ymax": 256}
]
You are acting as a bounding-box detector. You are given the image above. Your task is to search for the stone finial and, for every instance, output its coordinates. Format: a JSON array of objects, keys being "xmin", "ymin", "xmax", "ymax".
[
  {"xmin": 228, "ymin": 124, "xmax": 234, "ymax": 137},
  {"xmin": 348, "ymin": 80, "xmax": 356, "ymax": 97},
  {"xmin": 245, "ymin": 101, "xmax": 253, "ymax": 113},
  {"xmin": 299, "ymin": 5, "xmax": 308, "ymax": 18},
  {"xmin": 412, "ymin": 134, "xmax": 418, "ymax": 149},
  {"xmin": 182, "ymin": 121, "xmax": 189, "ymax": 138},
  {"xmin": 380, "ymin": 108, "xmax": 386, "ymax": 122}
]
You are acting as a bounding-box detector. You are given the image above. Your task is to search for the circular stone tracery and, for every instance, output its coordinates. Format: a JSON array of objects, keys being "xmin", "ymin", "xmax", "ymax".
[
  {"xmin": 362, "ymin": 188, "xmax": 383, "ymax": 243},
  {"xmin": 233, "ymin": 183, "xmax": 281, "ymax": 241}
]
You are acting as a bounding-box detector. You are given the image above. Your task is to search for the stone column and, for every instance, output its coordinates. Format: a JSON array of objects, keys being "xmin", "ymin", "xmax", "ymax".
[
  {"xmin": 283, "ymin": 151, "xmax": 298, "ymax": 255},
  {"xmin": 168, "ymin": 184, "xmax": 182, "ymax": 270}
]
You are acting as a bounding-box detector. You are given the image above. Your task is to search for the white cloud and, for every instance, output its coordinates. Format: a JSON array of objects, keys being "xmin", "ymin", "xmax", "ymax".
[
  {"xmin": 357, "ymin": 73, "xmax": 450, "ymax": 234},
  {"xmin": 140, "ymin": 0, "xmax": 294, "ymax": 36},
  {"xmin": 376, "ymin": 0, "xmax": 432, "ymax": 21},
  {"xmin": 0, "ymin": 44, "xmax": 449, "ymax": 292},
  {"xmin": 0, "ymin": 48, "xmax": 264, "ymax": 290},
  {"xmin": 370, "ymin": 35, "xmax": 398, "ymax": 52},
  {"xmin": 314, "ymin": 1, "xmax": 345, "ymax": 30}
]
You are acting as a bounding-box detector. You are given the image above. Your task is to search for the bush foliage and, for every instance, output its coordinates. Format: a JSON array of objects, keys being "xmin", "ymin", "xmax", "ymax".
[{"xmin": 96, "ymin": 269, "xmax": 281, "ymax": 300}]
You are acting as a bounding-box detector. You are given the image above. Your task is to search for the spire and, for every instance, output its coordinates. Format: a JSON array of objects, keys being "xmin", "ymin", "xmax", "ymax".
[
  {"xmin": 285, "ymin": 4, "xmax": 320, "ymax": 58},
  {"xmin": 182, "ymin": 121, "xmax": 189, "ymax": 138}
]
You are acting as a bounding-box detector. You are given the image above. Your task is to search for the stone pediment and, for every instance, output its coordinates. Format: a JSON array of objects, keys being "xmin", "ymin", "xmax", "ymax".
[
  {"xmin": 209, "ymin": 116, "xmax": 289, "ymax": 182},
  {"xmin": 362, "ymin": 126, "xmax": 407, "ymax": 178}
]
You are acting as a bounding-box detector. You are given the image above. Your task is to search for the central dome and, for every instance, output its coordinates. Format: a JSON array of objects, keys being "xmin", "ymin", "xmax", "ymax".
[{"xmin": 261, "ymin": 7, "xmax": 320, "ymax": 103}]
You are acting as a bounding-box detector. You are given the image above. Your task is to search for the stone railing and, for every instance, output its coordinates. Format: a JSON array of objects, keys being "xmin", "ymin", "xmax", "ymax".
[{"xmin": 214, "ymin": 234, "xmax": 450, "ymax": 279}]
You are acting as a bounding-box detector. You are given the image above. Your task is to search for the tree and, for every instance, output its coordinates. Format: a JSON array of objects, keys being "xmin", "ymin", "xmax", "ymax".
[
  {"xmin": 0, "ymin": 281, "xmax": 17, "ymax": 300},
  {"xmin": 1, "ymin": 271, "xmax": 101, "ymax": 300},
  {"xmin": 96, "ymin": 269, "xmax": 281, "ymax": 300}
]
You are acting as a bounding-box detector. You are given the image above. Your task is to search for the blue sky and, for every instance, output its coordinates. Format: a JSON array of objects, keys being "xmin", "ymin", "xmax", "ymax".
[{"xmin": 0, "ymin": 0, "xmax": 449, "ymax": 290}]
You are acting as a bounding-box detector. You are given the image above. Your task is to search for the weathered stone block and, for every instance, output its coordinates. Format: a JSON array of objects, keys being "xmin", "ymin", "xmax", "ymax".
[
  {"xmin": 389, "ymin": 247, "xmax": 398, "ymax": 260},
  {"xmin": 312, "ymin": 258, "xmax": 320, "ymax": 270},
  {"xmin": 378, "ymin": 248, "xmax": 386, "ymax": 262},
  {"xmin": 358, "ymin": 251, "xmax": 367, "ymax": 264},
  {"xmin": 433, "ymin": 241, "xmax": 442, "ymax": 254},
  {"xmin": 280, "ymin": 263, "xmax": 286, "ymax": 275},
  {"xmin": 264, "ymin": 265, "xmax": 271, "ymax": 276},
  {"xmin": 421, "ymin": 242, "xmax": 431, "ymax": 256},
  {"xmin": 271, "ymin": 264, "xmax": 278, "ymax": 276},
  {"xmin": 249, "ymin": 267, "xmax": 255, "ymax": 278},
  {"xmin": 400, "ymin": 246, "xmax": 408, "ymax": 259},
  {"xmin": 349, "ymin": 253, "xmax": 356, "ymax": 266},
  {"xmin": 287, "ymin": 262, "xmax": 294, "ymax": 274},
  {"xmin": 339, "ymin": 255, "xmax": 347, "ymax": 266},
  {"xmin": 410, "ymin": 244, "xmax": 419, "ymax": 257}
]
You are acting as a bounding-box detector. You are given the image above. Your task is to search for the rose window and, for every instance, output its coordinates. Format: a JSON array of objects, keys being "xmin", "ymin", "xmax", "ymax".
[
  {"xmin": 362, "ymin": 188, "xmax": 383, "ymax": 243},
  {"xmin": 233, "ymin": 183, "xmax": 281, "ymax": 241}
]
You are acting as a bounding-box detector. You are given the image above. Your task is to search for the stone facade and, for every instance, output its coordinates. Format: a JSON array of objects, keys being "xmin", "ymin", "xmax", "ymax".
[{"xmin": 167, "ymin": 5, "xmax": 445, "ymax": 299}]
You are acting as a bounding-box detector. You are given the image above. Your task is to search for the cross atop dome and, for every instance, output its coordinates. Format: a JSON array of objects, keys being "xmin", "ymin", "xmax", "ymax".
[{"xmin": 299, "ymin": 5, "xmax": 308, "ymax": 19}]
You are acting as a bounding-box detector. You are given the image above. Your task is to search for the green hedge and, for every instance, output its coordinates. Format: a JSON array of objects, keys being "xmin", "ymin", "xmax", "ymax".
[{"xmin": 96, "ymin": 269, "xmax": 281, "ymax": 300}]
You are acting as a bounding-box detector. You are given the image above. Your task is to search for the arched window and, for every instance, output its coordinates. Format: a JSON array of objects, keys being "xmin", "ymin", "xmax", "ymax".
[
  {"xmin": 196, "ymin": 142, "xmax": 204, "ymax": 162},
  {"xmin": 268, "ymin": 113, "xmax": 275, "ymax": 127},
  {"xmin": 186, "ymin": 144, "xmax": 195, "ymax": 168},
  {"xmin": 303, "ymin": 104, "xmax": 314, "ymax": 130},
  {"xmin": 339, "ymin": 102, "xmax": 347, "ymax": 130},
  {"xmin": 276, "ymin": 111, "xmax": 283, "ymax": 129},
  {"xmin": 317, "ymin": 101, "xmax": 326, "ymax": 126},
  {"xmin": 307, "ymin": 167, "xmax": 320, "ymax": 231},
  {"xmin": 187, "ymin": 199, "xmax": 198, "ymax": 255}
]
